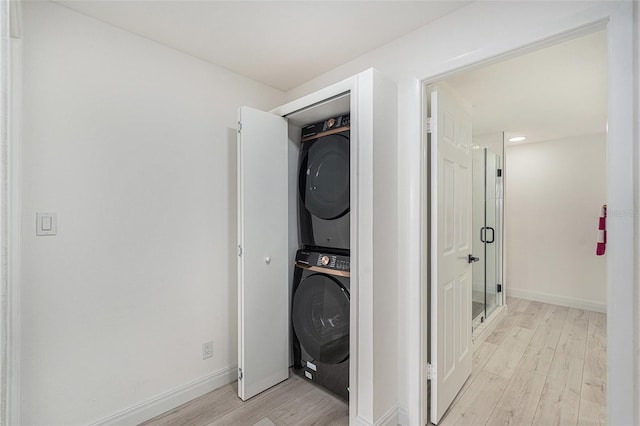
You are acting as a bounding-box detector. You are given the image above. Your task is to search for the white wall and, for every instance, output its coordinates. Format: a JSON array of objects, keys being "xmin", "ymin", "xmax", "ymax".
[
  {"xmin": 20, "ymin": 2, "xmax": 283, "ymax": 424},
  {"xmin": 505, "ymin": 134, "xmax": 607, "ymax": 311},
  {"xmin": 283, "ymin": 1, "xmax": 636, "ymax": 424}
]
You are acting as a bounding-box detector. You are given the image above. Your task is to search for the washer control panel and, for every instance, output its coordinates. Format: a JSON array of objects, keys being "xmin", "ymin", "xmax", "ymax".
[
  {"xmin": 301, "ymin": 114, "xmax": 350, "ymax": 139},
  {"xmin": 296, "ymin": 250, "xmax": 350, "ymax": 272}
]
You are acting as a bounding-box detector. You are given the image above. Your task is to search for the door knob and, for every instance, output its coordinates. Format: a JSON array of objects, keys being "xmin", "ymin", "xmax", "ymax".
[
  {"xmin": 468, "ymin": 254, "xmax": 480, "ymax": 263},
  {"xmin": 265, "ymin": 256, "xmax": 271, "ymax": 265}
]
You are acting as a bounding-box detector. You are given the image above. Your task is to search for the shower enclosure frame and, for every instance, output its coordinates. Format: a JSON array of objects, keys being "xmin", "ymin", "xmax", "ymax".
[{"xmin": 472, "ymin": 139, "xmax": 504, "ymax": 329}]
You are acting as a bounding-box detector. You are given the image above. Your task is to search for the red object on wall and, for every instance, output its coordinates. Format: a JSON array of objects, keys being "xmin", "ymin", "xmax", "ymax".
[{"xmin": 596, "ymin": 204, "xmax": 607, "ymax": 256}]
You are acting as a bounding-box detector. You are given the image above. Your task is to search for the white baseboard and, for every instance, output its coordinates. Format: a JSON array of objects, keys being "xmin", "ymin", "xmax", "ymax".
[
  {"xmin": 507, "ymin": 288, "xmax": 606, "ymax": 313},
  {"xmin": 355, "ymin": 405, "xmax": 401, "ymax": 426},
  {"xmin": 355, "ymin": 415, "xmax": 373, "ymax": 426},
  {"xmin": 376, "ymin": 404, "xmax": 400, "ymax": 426},
  {"xmin": 89, "ymin": 364, "xmax": 237, "ymax": 426}
]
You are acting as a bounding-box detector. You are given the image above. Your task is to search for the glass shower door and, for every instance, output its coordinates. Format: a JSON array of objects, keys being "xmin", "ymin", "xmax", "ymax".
[
  {"xmin": 472, "ymin": 147, "xmax": 503, "ymax": 328},
  {"xmin": 472, "ymin": 149, "xmax": 486, "ymax": 327},
  {"xmin": 484, "ymin": 150, "xmax": 500, "ymax": 318}
]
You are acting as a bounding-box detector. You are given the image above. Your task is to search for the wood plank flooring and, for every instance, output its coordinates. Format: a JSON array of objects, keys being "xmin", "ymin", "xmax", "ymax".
[
  {"xmin": 440, "ymin": 297, "xmax": 607, "ymax": 426},
  {"xmin": 142, "ymin": 298, "xmax": 606, "ymax": 426},
  {"xmin": 140, "ymin": 373, "xmax": 348, "ymax": 426}
]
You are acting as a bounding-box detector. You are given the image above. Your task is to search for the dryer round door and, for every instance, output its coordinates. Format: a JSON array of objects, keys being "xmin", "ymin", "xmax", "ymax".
[
  {"xmin": 292, "ymin": 273, "xmax": 350, "ymax": 365},
  {"xmin": 299, "ymin": 134, "xmax": 350, "ymax": 220}
]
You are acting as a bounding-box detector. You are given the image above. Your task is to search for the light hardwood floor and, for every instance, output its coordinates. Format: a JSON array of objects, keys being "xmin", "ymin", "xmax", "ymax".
[
  {"xmin": 142, "ymin": 298, "xmax": 606, "ymax": 426},
  {"xmin": 440, "ymin": 297, "xmax": 607, "ymax": 426},
  {"xmin": 140, "ymin": 372, "xmax": 348, "ymax": 426}
]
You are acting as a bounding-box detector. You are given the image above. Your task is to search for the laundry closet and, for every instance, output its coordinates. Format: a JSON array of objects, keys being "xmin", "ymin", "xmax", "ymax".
[{"xmin": 236, "ymin": 69, "xmax": 399, "ymax": 423}]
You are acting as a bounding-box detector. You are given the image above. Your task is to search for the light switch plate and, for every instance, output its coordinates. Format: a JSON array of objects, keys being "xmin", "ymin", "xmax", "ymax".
[{"xmin": 36, "ymin": 212, "xmax": 57, "ymax": 236}]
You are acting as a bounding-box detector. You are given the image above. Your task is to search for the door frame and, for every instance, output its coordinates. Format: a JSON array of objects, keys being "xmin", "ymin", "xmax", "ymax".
[
  {"xmin": 270, "ymin": 69, "xmax": 398, "ymax": 425},
  {"xmin": 419, "ymin": 4, "xmax": 636, "ymax": 425},
  {"xmin": 2, "ymin": 1, "xmax": 22, "ymax": 425}
]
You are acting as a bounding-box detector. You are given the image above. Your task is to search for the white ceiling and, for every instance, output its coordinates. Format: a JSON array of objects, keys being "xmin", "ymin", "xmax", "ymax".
[
  {"xmin": 444, "ymin": 30, "xmax": 607, "ymax": 146},
  {"xmin": 48, "ymin": 1, "xmax": 605, "ymax": 144},
  {"xmin": 54, "ymin": 0, "xmax": 471, "ymax": 91}
]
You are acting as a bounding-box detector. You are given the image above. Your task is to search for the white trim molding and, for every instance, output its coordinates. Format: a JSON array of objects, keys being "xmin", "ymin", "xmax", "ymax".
[
  {"xmin": 89, "ymin": 365, "xmax": 238, "ymax": 426},
  {"xmin": 0, "ymin": 0, "xmax": 10, "ymax": 421},
  {"xmin": 507, "ymin": 288, "xmax": 606, "ymax": 313},
  {"xmin": 355, "ymin": 404, "xmax": 400, "ymax": 426},
  {"xmin": 634, "ymin": 4, "xmax": 640, "ymax": 425},
  {"xmin": 2, "ymin": 1, "xmax": 23, "ymax": 424},
  {"xmin": 4, "ymin": 36, "xmax": 22, "ymax": 426},
  {"xmin": 375, "ymin": 404, "xmax": 400, "ymax": 426},
  {"xmin": 605, "ymin": 3, "xmax": 637, "ymax": 425}
]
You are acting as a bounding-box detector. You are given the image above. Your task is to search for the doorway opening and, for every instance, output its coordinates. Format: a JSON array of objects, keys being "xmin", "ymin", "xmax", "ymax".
[{"xmin": 423, "ymin": 27, "xmax": 608, "ymax": 425}]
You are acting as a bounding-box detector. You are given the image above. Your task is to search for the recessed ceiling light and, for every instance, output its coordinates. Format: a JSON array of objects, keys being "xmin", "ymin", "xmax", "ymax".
[{"xmin": 508, "ymin": 136, "xmax": 527, "ymax": 142}]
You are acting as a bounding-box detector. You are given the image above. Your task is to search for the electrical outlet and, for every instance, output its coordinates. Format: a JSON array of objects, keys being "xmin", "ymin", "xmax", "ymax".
[{"xmin": 202, "ymin": 341, "xmax": 213, "ymax": 360}]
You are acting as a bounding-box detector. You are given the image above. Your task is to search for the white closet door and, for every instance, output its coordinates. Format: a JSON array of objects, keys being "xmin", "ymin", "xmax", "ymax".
[
  {"xmin": 430, "ymin": 85, "xmax": 473, "ymax": 424},
  {"xmin": 237, "ymin": 106, "xmax": 289, "ymax": 400}
]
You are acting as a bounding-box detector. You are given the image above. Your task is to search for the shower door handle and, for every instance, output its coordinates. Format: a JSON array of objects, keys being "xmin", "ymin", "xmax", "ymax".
[
  {"xmin": 468, "ymin": 254, "xmax": 480, "ymax": 263},
  {"xmin": 480, "ymin": 227, "xmax": 495, "ymax": 244},
  {"xmin": 486, "ymin": 227, "xmax": 495, "ymax": 244}
]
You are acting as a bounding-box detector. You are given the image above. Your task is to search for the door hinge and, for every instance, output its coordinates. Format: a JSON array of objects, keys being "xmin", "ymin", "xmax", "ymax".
[
  {"xmin": 497, "ymin": 168, "xmax": 503, "ymax": 177},
  {"xmin": 238, "ymin": 368, "xmax": 243, "ymax": 380},
  {"xmin": 237, "ymin": 121, "xmax": 242, "ymax": 134},
  {"xmin": 238, "ymin": 245, "xmax": 243, "ymax": 257},
  {"xmin": 426, "ymin": 117, "xmax": 432, "ymax": 134},
  {"xmin": 426, "ymin": 362, "xmax": 435, "ymax": 381},
  {"xmin": 497, "ymin": 284, "xmax": 502, "ymax": 292}
]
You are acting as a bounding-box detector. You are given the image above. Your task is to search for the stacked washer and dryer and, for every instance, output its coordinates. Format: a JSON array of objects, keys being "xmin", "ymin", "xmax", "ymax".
[{"xmin": 291, "ymin": 114, "xmax": 351, "ymax": 401}]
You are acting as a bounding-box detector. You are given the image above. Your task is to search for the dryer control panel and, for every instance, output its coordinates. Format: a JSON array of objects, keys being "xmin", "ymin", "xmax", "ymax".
[
  {"xmin": 300, "ymin": 114, "xmax": 351, "ymax": 140},
  {"xmin": 295, "ymin": 250, "xmax": 350, "ymax": 272}
]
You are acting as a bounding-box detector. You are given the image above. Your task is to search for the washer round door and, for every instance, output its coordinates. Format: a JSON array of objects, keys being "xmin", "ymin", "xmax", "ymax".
[
  {"xmin": 299, "ymin": 134, "xmax": 350, "ymax": 220},
  {"xmin": 292, "ymin": 273, "xmax": 350, "ymax": 365}
]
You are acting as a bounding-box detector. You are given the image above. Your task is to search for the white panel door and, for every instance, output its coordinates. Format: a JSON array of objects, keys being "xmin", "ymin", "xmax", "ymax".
[
  {"xmin": 430, "ymin": 85, "xmax": 473, "ymax": 424},
  {"xmin": 237, "ymin": 106, "xmax": 289, "ymax": 400}
]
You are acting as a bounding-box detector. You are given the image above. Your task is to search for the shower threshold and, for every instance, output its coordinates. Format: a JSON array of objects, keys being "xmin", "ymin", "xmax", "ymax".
[
  {"xmin": 472, "ymin": 301, "xmax": 484, "ymax": 320},
  {"xmin": 472, "ymin": 304, "xmax": 506, "ymax": 341}
]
